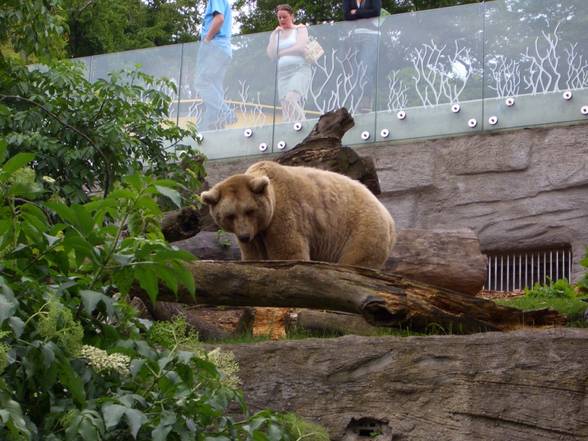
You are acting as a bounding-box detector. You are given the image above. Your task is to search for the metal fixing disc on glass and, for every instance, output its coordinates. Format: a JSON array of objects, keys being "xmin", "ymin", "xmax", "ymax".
[
  {"xmin": 397, "ymin": 110, "xmax": 407, "ymax": 120},
  {"xmin": 196, "ymin": 133, "xmax": 204, "ymax": 143},
  {"xmin": 581, "ymin": 105, "xmax": 588, "ymax": 115},
  {"xmin": 293, "ymin": 122, "xmax": 303, "ymax": 131},
  {"xmin": 563, "ymin": 90, "xmax": 573, "ymax": 101},
  {"xmin": 277, "ymin": 140, "xmax": 287, "ymax": 150},
  {"xmin": 258, "ymin": 142, "xmax": 268, "ymax": 152},
  {"xmin": 380, "ymin": 128, "xmax": 390, "ymax": 138},
  {"xmin": 488, "ymin": 115, "xmax": 498, "ymax": 125},
  {"xmin": 451, "ymin": 103, "xmax": 461, "ymax": 113},
  {"xmin": 505, "ymin": 97, "xmax": 515, "ymax": 107},
  {"xmin": 467, "ymin": 118, "xmax": 477, "ymax": 128},
  {"xmin": 243, "ymin": 128, "xmax": 253, "ymax": 138},
  {"xmin": 361, "ymin": 131, "xmax": 370, "ymax": 140}
]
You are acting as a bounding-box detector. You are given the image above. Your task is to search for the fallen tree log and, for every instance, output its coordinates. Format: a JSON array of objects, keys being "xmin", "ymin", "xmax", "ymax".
[
  {"xmin": 130, "ymin": 260, "xmax": 565, "ymax": 334},
  {"xmin": 173, "ymin": 228, "xmax": 487, "ymax": 295}
]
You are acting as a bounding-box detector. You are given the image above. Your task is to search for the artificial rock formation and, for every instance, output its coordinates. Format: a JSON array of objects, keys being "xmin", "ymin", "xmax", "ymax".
[{"xmin": 220, "ymin": 328, "xmax": 588, "ymax": 441}]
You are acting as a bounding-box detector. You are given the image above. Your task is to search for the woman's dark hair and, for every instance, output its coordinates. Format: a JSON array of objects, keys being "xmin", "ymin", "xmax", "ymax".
[{"xmin": 275, "ymin": 4, "xmax": 294, "ymax": 15}]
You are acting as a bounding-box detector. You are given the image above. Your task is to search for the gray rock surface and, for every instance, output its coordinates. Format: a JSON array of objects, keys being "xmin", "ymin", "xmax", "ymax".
[
  {"xmin": 205, "ymin": 123, "xmax": 588, "ymax": 281},
  {"xmin": 221, "ymin": 329, "xmax": 588, "ymax": 441}
]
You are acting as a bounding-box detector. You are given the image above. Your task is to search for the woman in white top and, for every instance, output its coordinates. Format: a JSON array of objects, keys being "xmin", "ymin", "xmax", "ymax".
[{"xmin": 266, "ymin": 4, "xmax": 312, "ymax": 122}]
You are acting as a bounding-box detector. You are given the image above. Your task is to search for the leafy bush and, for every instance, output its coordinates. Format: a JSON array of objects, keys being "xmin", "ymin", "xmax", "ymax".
[
  {"xmin": 0, "ymin": 147, "xmax": 295, "ymax": 440},
  {"xmin": 0, "ymin": 59, "xmax": 202, "ymax": 204},
  {"xmin": 578, "ymin": 247, "xmax": 588, "ymax": 293},
  {"xmin": 524, "ymin": 278, "xmax": 576, "ymax": 299}
]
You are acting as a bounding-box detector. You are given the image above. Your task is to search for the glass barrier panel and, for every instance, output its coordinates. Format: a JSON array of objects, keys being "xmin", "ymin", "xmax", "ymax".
[
  {"xmin": 90, "ymin": 45, "xmax": 183, "ymax": 124},
  {"xmin": 376, "ymin": 3, "xmax": 484, "ymax": 142},
  {"xmin": 178, "ymin": 30, "xmax": 278, "ymax": 160},
  {"xmin": 75, "ymin": 56, "xmax": 92, "ymax": 81},
  {"xmin": 484, "ymin": 0, "xmax": 588, "ymax": 131}
]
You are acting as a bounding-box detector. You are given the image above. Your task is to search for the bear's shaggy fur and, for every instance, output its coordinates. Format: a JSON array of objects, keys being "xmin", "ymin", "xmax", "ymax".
[{"xmin": 200, "ymin": 161, "xmax": 396, "ymax": 269}]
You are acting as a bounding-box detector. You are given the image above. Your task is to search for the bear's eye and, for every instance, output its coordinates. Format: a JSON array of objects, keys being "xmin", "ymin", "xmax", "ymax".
[
  {"xmin": 226, "ymin": 214, "xmax": 236, "ymax": 222},
  {"xmin": 244, "ymin": 209, "xmax": 255, "ymax": 217}
]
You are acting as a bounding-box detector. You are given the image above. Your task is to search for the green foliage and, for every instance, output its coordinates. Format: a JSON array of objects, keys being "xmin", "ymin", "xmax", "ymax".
[
  {"xmin": 64, "ymin": 0, "xmax": 201, "ymax": 58},
  {"xmin": 0, "ymin": 0, "xmax": 67, "ymax": 61},
  {"xmin": 280, "ymin": 413, "xmax": 330, "ymax": 441},
  {"xmin": 148, "ymin": 317, "xmax": 241, "ymax": 389},
  {"xmin": 578, "ymin": 247, "xmax": 588, "ymax": 293},
  {"xmin": 235, "ymin": 0, "xmax": 484, "ymax": 35},
  {"xmin": 0, "ymin": 57, "xmax": 202, "ymax": 204},
  {"xmin": 524, "ymin": 278, "xmax": 576, "ymax": 299},
  {"xmin": 0, "ymin": 151, "xmax": 293, "ymax": 440},
  {"xmin": 496, "ymin": 296, "xmax": 588, "ymax": 326}
]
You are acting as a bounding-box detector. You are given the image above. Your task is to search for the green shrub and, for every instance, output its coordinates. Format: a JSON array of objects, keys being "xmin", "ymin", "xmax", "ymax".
[
  {"xmin": 524, "ymin": 278, "xmax": 576, "ymax": 299},
  {"xmin": 0, "ymin": 145, "xmax": 292, "ymax": 440},
  {"xmin": 578, "ymin": 247, "xmax": 588, "ymax": 293}
]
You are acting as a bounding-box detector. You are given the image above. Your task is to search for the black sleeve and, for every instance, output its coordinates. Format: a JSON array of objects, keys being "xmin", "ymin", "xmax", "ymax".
[
  {"xmin": 343, "ymin": 0, "xmax": 357, "ymax": 20},
  {"xmin": 353, "ymin": 0, "xmax": 381, "ymax": 19}
]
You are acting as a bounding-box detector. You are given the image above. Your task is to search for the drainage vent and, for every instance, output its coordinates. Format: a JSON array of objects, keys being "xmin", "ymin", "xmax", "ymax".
[
  {"xmin": 484, "ymin": 246, "xmax": 572, "ymax": 291},
  {"xmin": 343, "ymin": 417, "xmax": 395, "ymax": 441}
]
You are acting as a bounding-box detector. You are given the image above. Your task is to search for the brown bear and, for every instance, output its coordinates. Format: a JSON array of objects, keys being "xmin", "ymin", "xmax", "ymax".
[{"xmin": 200, "ymin": 161, "xmax": 396, "ymax": 269}]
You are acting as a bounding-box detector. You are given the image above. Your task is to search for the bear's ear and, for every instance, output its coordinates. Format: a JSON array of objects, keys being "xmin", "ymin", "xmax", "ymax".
[
  {"xmin": 249, "ymin": 176, "xmax": 270, "ymax": 194},
  {"xmin": 200, "ymin": 188, "xmax": 220, "ymax": 205}
]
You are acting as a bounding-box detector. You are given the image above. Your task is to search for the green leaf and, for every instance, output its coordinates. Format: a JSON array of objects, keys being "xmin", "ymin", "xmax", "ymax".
[
  {"xmin": 9, "ymin": 316, "xmax": 25, "ymax": 338},
  {"xmin": 0, "ymin": 138, "xmax": 7, "ymax": 164},
  {"xmin": 0, "ymin": 294, "xmax": 18, "ymax": 327},
  {"xmin": 1, "ymin": 152, "xmax": 35, "ymax": 176},
  {"xmin": 80, "ymin": 290, "xmax": 114, "ymax": 316},
  {"xmin": 135, "ymin": 265, "xmax": 158, "ymax": 304},
  {"xmin": 124, "ymin": 408, "xmax": 148, "ymax": 439},
  {"xmin": 46, "ymin": 201, "xmax": 77, "ymax": 225},
  {"xmin": 57, "ymin": 354, "xmax": 86, "ymax": 406},
  {"xmin": 152, "ymin": 422, "xmax": 173, "ymax": 441},
  {"xmin": 155, "ymin": 185, "xmax": 182, "ymax": 208},
  {"xmin": 71, "ymin": 204, "xmax": 95, "ymax": 236},
  {"xmin": 102, "ymin": 404, "xmax": 126, "ymax": 430},
  {"xmin": 174, "ymin": 264, "xmax": 195, "ymax": 297}
]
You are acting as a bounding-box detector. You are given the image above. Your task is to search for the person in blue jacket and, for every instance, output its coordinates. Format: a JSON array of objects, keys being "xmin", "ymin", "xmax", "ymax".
[{"xmin": 343, "ymin": 0, "xmax": 381, "ymax": 113}]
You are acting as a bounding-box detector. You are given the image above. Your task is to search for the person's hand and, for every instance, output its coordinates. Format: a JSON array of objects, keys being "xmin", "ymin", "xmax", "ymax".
[
  {"xmin": 350, "ymin": 9, "xmax": 357, "ymax": 14},
  {"xmin": 203, "ymin": 36, "xmax": 212, "ymax": 43}
]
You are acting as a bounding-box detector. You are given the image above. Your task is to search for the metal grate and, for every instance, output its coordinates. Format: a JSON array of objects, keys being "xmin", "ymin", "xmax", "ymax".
[{"xmin": 484, "ymin": 247, "xmax": 573, "ymax": 291}]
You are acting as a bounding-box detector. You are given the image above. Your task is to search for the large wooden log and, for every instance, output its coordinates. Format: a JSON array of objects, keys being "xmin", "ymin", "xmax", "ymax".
[
  {"xmin": 173, "ymin": 228, "xmax": 487, "ymax": 295},
  {"xmin": 131, "ymin": 260, "xmax": 565, "ymax": 334}
]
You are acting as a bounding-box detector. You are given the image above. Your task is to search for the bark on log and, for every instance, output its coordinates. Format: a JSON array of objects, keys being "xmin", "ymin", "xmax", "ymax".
[
  {"xmin": 130, "ymin": 260, "xmax": 565, "ymax": 334},
  {"xmin": 161, "ymin": 205, "xmax": 218, "ymax": 242},
  {"xmin": 290, "ymin": 310, "xmax": 381, "ymax": 336},
  {"xmin": 173, "ymin": 228, "xmax": 487, "ymax": 295},
  {"xmin": 220, "ymin": 329, "xmax": 588, "ymax": 441},
  {"xmin": 276, "ymin": 108, "xmax": 381, "ymax": 195}
]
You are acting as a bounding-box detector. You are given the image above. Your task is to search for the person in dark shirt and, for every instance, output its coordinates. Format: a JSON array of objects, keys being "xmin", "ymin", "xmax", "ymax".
[{"xmin": 343, "ymin": 0, "xmax": 381, "ymax": 113}]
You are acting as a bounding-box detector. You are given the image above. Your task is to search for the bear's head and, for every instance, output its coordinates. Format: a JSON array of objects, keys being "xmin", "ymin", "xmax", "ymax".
[{"xmin": 200, "ymin": 174, "xmax": 275, "ymax": 243}]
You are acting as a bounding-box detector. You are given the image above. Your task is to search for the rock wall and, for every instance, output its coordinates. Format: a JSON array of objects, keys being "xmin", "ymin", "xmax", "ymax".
[
  {"xmin": 221, "ymin": 329, "xmax": 588, "ymax": 441},
  {"xmin": 205, "ymin": 123, "xmax": 588, "ymax": 281}
]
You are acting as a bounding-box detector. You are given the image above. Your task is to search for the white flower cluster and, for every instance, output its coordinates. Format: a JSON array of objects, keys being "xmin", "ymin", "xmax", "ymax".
[
  {"xmin": 80, "ymin": 345, "xmax": 131, "ymax": 376},
  {"xmin": 206, "ymin": 348, "xmax": 240, "ymax": 389}
]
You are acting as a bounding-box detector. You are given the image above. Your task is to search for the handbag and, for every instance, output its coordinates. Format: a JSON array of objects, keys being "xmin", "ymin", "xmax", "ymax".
[{"xmin": 304, "ymin": 37, "xmax": 325, "ymax": 64}]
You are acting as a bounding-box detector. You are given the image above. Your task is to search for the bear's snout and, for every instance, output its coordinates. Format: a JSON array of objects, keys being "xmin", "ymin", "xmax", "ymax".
[{"xmin": 237, "ymin": 233, "xmax": 253, "ymax": 243}]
